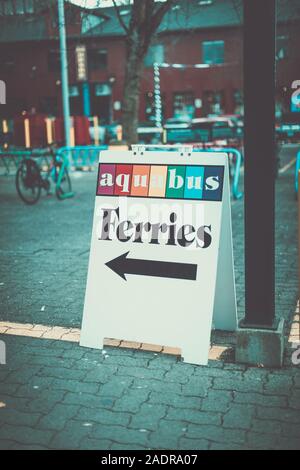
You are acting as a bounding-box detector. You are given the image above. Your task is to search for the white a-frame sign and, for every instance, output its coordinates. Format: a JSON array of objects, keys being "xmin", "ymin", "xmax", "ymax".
[{"xmin": 80, "ymin": 147, "xmax": 237, "ymax": 365}]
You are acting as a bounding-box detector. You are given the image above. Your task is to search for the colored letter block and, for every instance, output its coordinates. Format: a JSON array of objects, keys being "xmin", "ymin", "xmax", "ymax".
[
  {"xmin": 203, "ymin": 166, "xmax": 224, "ymax": 201},
  {"xmin": 97, "ymin": 164, "xmax": 116, "ymax": 195},
  {"xmin": 148, "ymin": 165, "xmax": 168, "ymax": 197},
  {"xmin": 184, "ymin": 166, "xmax": 204, "ymax": 199},
  {"xmin": 114, "ymin": 164, "xmax": 133, "ymax": 196},
  {"xmin": 131, "ymin": 165, "xmax": 151, "ymax": 197},
  {"xmin": 166, "ymin": 166, "xmax": 186, "ymax": 199}
]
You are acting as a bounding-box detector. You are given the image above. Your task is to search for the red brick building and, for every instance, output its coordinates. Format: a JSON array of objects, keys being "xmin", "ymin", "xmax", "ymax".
[{"xmin": 0, "ymin": 0, "xmax": 299, "ymax": 124}]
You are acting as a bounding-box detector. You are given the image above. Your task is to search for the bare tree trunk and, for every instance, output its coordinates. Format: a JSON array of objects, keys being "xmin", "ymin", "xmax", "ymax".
[
  {"xmin": 122, "ymin": 41, "xmax": 144, "ymax": 145},
  {"xmin": 112, "ymin": 0, "xmax": 174, "ymax": 145}
]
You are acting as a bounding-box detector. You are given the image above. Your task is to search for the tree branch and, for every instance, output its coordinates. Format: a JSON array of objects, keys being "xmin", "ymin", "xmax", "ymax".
[
  {"xmin": 112, "ymin": 0, "xmax": 130, "ymax": 35},
  {"xmin": 147, "ymin": 0, "xmax": 175, "ymax": 37}
]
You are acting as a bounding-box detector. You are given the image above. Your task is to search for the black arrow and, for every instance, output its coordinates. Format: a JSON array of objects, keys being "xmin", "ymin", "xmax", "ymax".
[{"xmin": 105, "ymin": 251, "xmax": 197, "ymax": 281}]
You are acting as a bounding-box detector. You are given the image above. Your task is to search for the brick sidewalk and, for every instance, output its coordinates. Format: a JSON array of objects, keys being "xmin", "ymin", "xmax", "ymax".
[{"xmin": 0, "ymin": 147, "xmax": 299, "ymax": 450}]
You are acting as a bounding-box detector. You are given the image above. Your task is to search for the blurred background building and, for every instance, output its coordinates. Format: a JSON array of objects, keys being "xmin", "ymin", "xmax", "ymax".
[{"xmin": 0, "ymin": 0, "xmax": 299, "ymax": 124}]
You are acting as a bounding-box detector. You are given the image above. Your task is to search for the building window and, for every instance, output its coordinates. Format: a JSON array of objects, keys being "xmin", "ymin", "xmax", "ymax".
[
  {"xmin": 202, "ymin": 90, "xmax": 225, "ymax": 116},
  {"xmin": 91, "ymin": 83, "xmax": 112, "ymax": 123},
  {"xmin": 276, "ymin": 35, "xmax": 289, "ymax": 60},
  {"xmin": 39, "ymin": 97, "xmax": 58, "ymax": 116},
  {"xmin": 233, "ymin": 89, "xmax": 243, "ymax": 115},
  {"xmin": 69, "ymin": 85, "xmax": 83, "ymax": 116},
  {"xmin": 0, "ymin": 0, "xmax": 34, "ymax": 16},
  {"xmin": 1, "ymin": 56, "xmax": 15, "ymax": 73},
  {"xmin": 144, "ymin": 44, "xmax": 164, "ymax": 67},
  {"xmin": 48, "ymin": 50, "xmax": 61, "ymax": 72},
  {"xmin": 173, "ymin": 92, "xmax": 195, "ymax": 119},
  {"xmin": 202, "ymin": 40, "xmax": 224, "ymax": 65},
  {"xmin": 87, "ymin": 48, "xmax": 107, "ymax": 71}
]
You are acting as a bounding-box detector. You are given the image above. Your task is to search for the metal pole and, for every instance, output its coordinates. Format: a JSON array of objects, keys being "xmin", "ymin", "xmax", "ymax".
[
  {"xmin": 298, "ymin": 170, "xmax": 300, "ymax": 299},
  {"xmin": 242, "ymin": 0, "xmax": 276, "ymax": 328},
  {"xmin": 58, "ymin": 0, "xmax": 71, "ymax": 147},
  {"xmin": 82, "ymin": 82, "xmax": 91, "ymax": 117}
]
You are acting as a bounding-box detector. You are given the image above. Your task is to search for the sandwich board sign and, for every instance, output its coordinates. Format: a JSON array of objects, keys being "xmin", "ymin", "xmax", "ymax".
[{"xmin": 80, "ymin": 146, "xmax": 237, "ymax": 365}]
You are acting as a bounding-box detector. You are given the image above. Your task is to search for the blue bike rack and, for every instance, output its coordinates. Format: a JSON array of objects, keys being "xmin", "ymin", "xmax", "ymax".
[
  {"xmin": 193, "ymin": 147, "xmax": 244, "ymax": 200},
  {"xmin": 57, "ymin": 145, "xmax": 108, "ymax": 168},
  {"xmin": 295, "ymin": 149, "xmax": 300, "ymax": 195}
]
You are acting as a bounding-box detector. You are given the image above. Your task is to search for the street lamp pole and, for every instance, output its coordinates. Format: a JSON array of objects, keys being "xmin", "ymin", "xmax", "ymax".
[
  {"xmin": 58, "ymin": 0, "xmax": 71, "ymax": 147},
  {"xmin": 242, "ymin": 0, "xmax": 276, "ymax": 329},
  {"xmin": 236, "ymin": 0, "xmax": 284, "ymax": 367}
]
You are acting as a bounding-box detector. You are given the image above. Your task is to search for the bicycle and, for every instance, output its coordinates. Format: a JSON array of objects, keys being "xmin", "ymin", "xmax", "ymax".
[{"xmin": 15, "ymin": 146, "xmax": 73, "ymax": 205}]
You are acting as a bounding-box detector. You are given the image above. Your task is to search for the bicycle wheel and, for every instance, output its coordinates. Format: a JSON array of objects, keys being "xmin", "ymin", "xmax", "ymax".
[
  {"xmin": 16, "ymin": 159, "xmax": 41, "ymax": 205},
  {"xmin": 55, "ymin": 166, "xmax": 72, "ymax": 200}
]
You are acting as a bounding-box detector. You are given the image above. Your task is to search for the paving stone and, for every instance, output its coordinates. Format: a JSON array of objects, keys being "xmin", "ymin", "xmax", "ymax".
[
  {"xmin": 0, "ymin": 408, "xmax": 41, "ymax": 427},
  {"xmin": 11, "ymin": 444, "xmax": 49, "ymax": 450},
  {"xmin": 84, "ymin": 365, "xmax": 119, "ymax": 383},
  {"xmin": 75, "ymin": 407, "xmax": 131, "ymax": 427},
  {"xmin": 0, "ymin": 440, "xmax": 18, "ymax": 450},
  {"xmin": 0, "ymin": 424, "xmax": 53, "ymax": 447},
  {"xmin": 80, "ymin": 437, "xmax": 113, "ymax": 450},
  {"xmin": 132, "ymin": 378, "xmax": 182, "ymax": 395},
  {"xmin": 103, "ymin": 356, "xmax": 151, "ymax": 368},
  {"xmin": 178, "ymin": 437, "xmax": 210, "ymax": 450},
  {"xmin": 148, "ymin": 420, "xmax": 186, "ymax": 449},
  {"xmin": 281, "ymin": 421, "xmax": 300, "ymax": 437},
  {"xmin": 181, "ymin": 376, "xmax": 212, "ymax": 397},
  {"xmin": 63, "ymin": 392, "xmax": 115, "ymax": 410},
  {"xmin": 98, "ymin": 376, "xmax": 133, "ymax": 398},
  {"xmin": 193, "ymin": 366, "xmax": 228, "ymax": 378},
  {"xmin": 38, "ymin": 404, "xmax": 79, "ymax": 431},
  {"xmin": 264, "ymin": 375, "xmax": 294, "ymax": 395},
  {"xmin": 201, "ymin": 389, "xmax": 232, "ymax": 413},
  {"xmin": 5, "ymin": 366, "xmax": 42, "ymax": 384},
  {"xmin": 294, "ymin": 374, "xmax": 300, "ymax": 388},
  {"xmin": 147, "ymin": 356, "xmax": 176, "ymax": 371},
  {"xmin": 288, "ymin": 389, "xmax": 300, "ymax": 409},
  {"xmin": 246, "ymin": 432, "xmax": 278, "ymax": 450},
  {"xmin": 0, "ymin": 395, "xmax": 29, "ymax": 412},
  {"xmin": 223, "ymin": 404, "xmax": 256, "ymax": 430},
  {"xmin": 164, "ymin": 366, "xmax": 195, "ymax": 384},
  {"xmin": 21, "ymin": 345, "xmax": 65, "ymax": 357},
  {"xmin": 62, "ymin": 349, "xmax": 87, "ymax": 360},
  {"xmin": 110, "ymin": 442, "xmax": 149, "ymax": 450},
  {"xmin": 233, "ymin": 391, "xmax": 287, "ymax": 408},
  {"xmin": 250, "ymin": 418, "xmax": 282, "ymax": 436},
  {"xmin": 186, "ymin": 423, "xmax": 247, "ymax": 445},
  {"xmin": 210, "ymin": 442, "xmax": 249, "ymax": 450},
  {"xmin": 113, "ymin": 389, "xmax": 150, "ymax": 413},
  {"xmin": 129, "ymin": 404, "xmax": 166, "ymax": 431},
  {"xmin": 50, "ymin": 420, "xmax": 92, "ymax": 449},
  {"xmin": 116, "ymin": 366, "xmax": 165, "ymax": 380},
  {"xmin": 149, "ymin": 391, "xmax": 201, "ymax": 409},
  {"xmin": 24, "ymin": 390, "xmax": 66, "ymax": 413},
  {"xmin": 277, "ymin": 436, "xmax": 300, "ymax": 450},
  {"xmin": 0, "ymin": 383, "xmax": 20, "ymax": 395},
  {"xmin": 92, "ymin": 425, "xmax": 149, "ymax": 447},
  {"xmin": 166, "ymin": 408, "xmax": 222, "ymax": 426},
  {"xmin": 51, "ymin": 378, "xmax": 99, "ymax": 394},
  {"xmin": 255, "ymin": 406, "xmax": 300, "ymax": 424},
  {"xmin": 213, "ymin": 377, "xmax": 264, "ymax": 393},
  {"xmin": 39, "ymin": 366, "xmax": 86, "ymax": 381}
]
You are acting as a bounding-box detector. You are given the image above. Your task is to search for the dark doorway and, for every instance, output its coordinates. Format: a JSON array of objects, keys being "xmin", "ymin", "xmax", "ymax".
[{"xmin": 91, "ymin": 83, "xmax": 112, "ymax": 123}]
